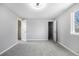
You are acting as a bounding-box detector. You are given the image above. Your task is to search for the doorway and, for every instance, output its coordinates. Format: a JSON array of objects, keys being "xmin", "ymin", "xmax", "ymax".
[
  {"xmin": 18, "ymin": 18, "xmax": 27, "ymax": 41},
  {"xmin": 48, "ymin": 22, "xmax": 53, "ymax": 40},
  {"xmin": 48, "ymin": 21, "xmax": 57, "ymax": 42},
  {"xmin": 18, "ymin": 20, "xmax": 21, "ymax": 40}
]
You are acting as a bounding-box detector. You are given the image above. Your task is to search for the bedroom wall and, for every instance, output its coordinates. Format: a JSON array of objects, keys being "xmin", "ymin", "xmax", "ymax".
[
  {"xmin": 0, "ymin": 5, "xmax": 17, "ymax": 53},
  {"xmin": 27, "ymin": 19, "xmax": 49, "ymax": 40},
  {"xmin": 56, "ymin": 4, "xmax": 79, "ymax": 55}
]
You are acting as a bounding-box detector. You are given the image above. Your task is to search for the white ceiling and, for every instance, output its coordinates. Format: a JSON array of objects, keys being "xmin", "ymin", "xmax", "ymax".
[{"xmin": 3, "ymin": 3, "xmax": 73, "ymax": 19}]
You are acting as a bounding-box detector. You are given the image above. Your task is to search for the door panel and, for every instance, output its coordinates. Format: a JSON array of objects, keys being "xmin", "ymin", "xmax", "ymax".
[
  {"xmin": 53, "ymin": 20, "xmax": 57, "ymax": 42},
  {"xmin": 21, "ymin": 20, "xmax": 26, "ymax": 41}
]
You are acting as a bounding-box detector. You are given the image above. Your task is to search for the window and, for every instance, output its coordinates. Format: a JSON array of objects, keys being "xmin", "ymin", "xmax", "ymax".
[{"xmin": 71, "ymin": 10, "xmax": 79, "ymax": 35}]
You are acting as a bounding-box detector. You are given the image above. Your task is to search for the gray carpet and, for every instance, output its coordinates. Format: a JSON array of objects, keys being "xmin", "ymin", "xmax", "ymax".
[{"xmin": 1, "ymin": 40, "xmax": 76, "ymax": 56}]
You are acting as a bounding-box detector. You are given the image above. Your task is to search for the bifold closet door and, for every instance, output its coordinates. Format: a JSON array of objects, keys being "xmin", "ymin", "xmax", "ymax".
[
  {"xmin": 21, "ymin": 20, "xmax": 27, "ymax": 41},
  {"xmin": 53, "ymin": 20, "xmax": 57, "ymax": 42}
]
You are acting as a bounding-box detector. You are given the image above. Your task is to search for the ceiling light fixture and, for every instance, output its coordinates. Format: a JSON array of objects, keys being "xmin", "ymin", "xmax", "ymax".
[{"xmin": 29, "ymin": 3, "xmax": 47, "ymax": 10}]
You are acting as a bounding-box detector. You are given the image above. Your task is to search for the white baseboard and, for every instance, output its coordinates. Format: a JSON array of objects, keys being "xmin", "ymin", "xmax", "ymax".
[
  {"xmin": 58, "ymin": 42, "xmax": 79, "ymax": 56},
  {"xmin": 0, "ymin": 42, "xmax": 18, "ymax": 55},
  {"xmin": 27, "ymin": 39, "xmax": 48, "ymax": 40}
]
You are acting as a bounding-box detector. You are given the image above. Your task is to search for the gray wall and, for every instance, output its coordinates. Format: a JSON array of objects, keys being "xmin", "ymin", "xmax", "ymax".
[
  {"xmin": 27, "ymin": 19, "xmax": 49, "ymax": 40},
  {"xmin": 56, "ymin": 4, "xmax": 79, "ymax": 54},
  {"xmin": 0, "ymin": 5, "xmax": 17, "ymax": 53}
]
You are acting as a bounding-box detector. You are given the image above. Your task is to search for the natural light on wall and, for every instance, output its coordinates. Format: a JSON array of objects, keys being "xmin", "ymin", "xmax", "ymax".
[
  {"xmin": 71, "ymin": 9, "xmax": 79, "ymax": 35},
  {"xmin": 28, "ymin": 3, "xmax": 47, "ymax": 10}
]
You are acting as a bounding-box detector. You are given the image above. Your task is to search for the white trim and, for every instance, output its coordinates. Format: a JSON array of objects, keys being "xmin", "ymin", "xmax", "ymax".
[
  {"xmin": 0, "ymin": 42, "xmax": 18, "ymax": 55},
  {"xmin": 16, "ymin": 17, "xmax": 18, "ymax": 41},
  {"xmin": 21, "ymin": 39, "xmax": 27, "ymax": 41},
  {"xmin": 27, "ymin": 39, "xmax": 48, "ymax": 40},
  {"xmin": 71, "ymin": 13, "xmax": 74, "ymax": 34},
  {"xmin": 71, "ymin": 32, "xmax": 79, "ymax": 35},
  {"xmin": 58, "ymin": 42, "xmax": 79, "ymax": 56}
]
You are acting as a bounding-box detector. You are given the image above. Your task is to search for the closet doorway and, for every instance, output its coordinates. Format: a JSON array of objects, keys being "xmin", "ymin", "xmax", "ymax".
[
  {"xmin": 48, "ymin": 22, "xmax": 53, "ymax": 40},
  {"xmin": 48, "ymin": 20, "xmax": 57, "ymax": 42},
  {"xmin": 18, "ymin": 18, "xmax": 27, "ymax": 41},
  {"xmin": 18, "ymin": 20, "xmax": 21, "ymax": 40}
]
